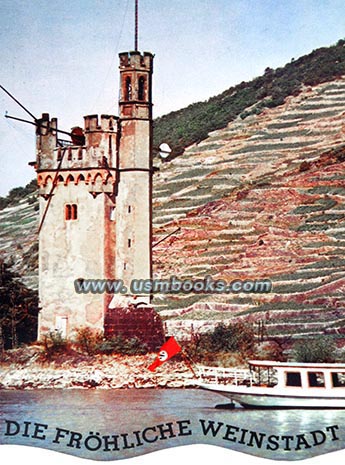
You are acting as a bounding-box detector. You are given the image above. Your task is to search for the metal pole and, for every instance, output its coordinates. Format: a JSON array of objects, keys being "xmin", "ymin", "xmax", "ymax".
[
  {"xmin": 152, "ymin": 227, "xmax": 181, "ymax": 248},
  {"xmin": 38, "ymin": 147, "xmax": 68, "ymax": 234},
  {"xmin": 5, "ymin": 114, "xmax": 83, "ymax": 142},
  {"xmin": 135, "ymin": 0, "xmax": 138, "ymax": 51},
  {"xmin": 0, "ymin": 84, "xmax": 37, "ymax": 121}
]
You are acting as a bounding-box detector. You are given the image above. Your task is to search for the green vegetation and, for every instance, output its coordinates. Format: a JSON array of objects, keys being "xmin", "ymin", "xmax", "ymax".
[
  {"xmin": 96, "ymin": 335, "xmax": 148, "ymax": 355},
  {"xmin": 37, "ymin": 327, "xmax": 149, "ymax": 362},
  {"xmin": 0, "ymin": 179, "xmax": 37, "ymax": 211},
  {"xmin": 187, "ymin": 321, "xmax": 255, "ymax": 364},
  {"xmin": 153, "ymin": 39, "xmax": 345, "ymax": 158},
  {"xmin": 74, "ymin": 326, "xmax": 148, "ymax": 356},
  {"xmin": 292, "ymin": 336, "xmax": 338, "ymax": 362},
  {"xmin": 42, "ymin": 330, "xmax": 70, "ymax": 359},
  {"xmin": 0, "ymin": 261, "xmax": 38, "ymax": 351}
]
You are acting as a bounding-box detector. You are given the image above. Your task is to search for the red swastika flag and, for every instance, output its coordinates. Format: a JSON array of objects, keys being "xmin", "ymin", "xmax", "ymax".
[{"xmin": 148, "ymin": 337, "xmax": 182, "ymax": 372}]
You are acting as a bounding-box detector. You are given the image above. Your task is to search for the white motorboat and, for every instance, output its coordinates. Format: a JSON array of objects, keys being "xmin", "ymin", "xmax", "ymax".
[{"xmin": 196, "ymin": 360, "xmax": 345, "ymax": 408}]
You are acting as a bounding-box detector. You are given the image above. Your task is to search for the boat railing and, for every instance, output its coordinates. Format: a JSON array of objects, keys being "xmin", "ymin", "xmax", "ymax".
[{"xmin": 197, "ymin": 365, "xmax": 254, "ymax": 386}]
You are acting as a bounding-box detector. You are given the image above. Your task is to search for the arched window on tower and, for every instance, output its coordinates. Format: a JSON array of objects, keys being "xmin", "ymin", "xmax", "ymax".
[
  {"xmin": 125, "ymin": 77, "xmax": 132, "ymax": 100},
  {"xmin": 65, "ymin": 204, "xmax": 78, "ymax": 221},
  {"xmin": 138, "ymin": 76, "xmax": 145, "ymax": 101}
]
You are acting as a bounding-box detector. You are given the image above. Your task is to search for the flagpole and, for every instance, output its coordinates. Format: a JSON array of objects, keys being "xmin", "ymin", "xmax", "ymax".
[
  {"xmin": 181, "ymin": 350, "xmax": 198, "ymax": 378},
  {"xmin": 134, "ymin": 0, "xmax": 138, "ymax": 51},
  {"xmin": 147, "ymin": 336, "xmax": 199, "ymax": 379}
]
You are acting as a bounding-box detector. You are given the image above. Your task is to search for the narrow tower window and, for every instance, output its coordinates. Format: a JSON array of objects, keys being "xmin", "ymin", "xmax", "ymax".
[
  {"xmin": 138, "ymin": 76, "xmax": 145, "ymax": 101},
  {"xmin": 125, "ymin": 77, "xmax": 132, "ymax": 100},
  {"xmin": 128, "ymin": 239, "xmax": 132, "ymax": 248},
  {"xmin": 65, "ymin": 204, "xmax": 72, "ymax": 221},
  {"xmin": 65, "ymin": 204, "xmax": 78, "ymax": 221},
  {"xmin": 128, "ymin": 205, "xmax": 131, "ymax": 213},
  {"xmin": 71, "ymin": 204, "xmax": 78, "ymax": 220}
]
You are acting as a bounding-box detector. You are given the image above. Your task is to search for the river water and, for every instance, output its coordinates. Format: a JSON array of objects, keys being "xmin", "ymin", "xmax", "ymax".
[{"xmin": 1, "ymin": 389, "xmax": 345, "ymax": 461}]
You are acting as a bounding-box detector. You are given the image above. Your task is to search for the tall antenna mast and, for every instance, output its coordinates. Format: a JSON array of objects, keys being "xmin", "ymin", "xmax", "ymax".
[{"xmin": 135, "ymin": 0, "xmax": 139, "ymax": 51}]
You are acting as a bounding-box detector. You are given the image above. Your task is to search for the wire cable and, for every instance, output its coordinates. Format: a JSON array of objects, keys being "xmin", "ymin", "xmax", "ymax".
[{"xmin": 89, "ymin": 0, "xmax": 130, "ymax": 114}]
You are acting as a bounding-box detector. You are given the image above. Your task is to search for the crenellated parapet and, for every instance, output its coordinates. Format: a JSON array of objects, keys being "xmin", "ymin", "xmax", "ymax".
[
  {"xmin": 34, "ymin": 45, "xmax": 157, "ymax": 342},
  {"xmin": 35, "ymin": 113, "xmax": 118, "ymax": 172},
  {"xmin": 84, "ymin": 114, "xmax": 117, "ymax": 132}
]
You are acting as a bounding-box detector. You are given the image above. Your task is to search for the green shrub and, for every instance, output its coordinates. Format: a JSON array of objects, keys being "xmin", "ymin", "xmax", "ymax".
[
  {"xmin": 0, "ymin": 261, "xmax": 38, "ymax": 350},
  {"xmin": 97, "ymin": 335, "xmax": 148, "ymax": 356},
  {"xmin": 254, "ymin": 341, "xmax": 286, "ymax": 362},
  {"xmin": 292, "ymin": 336, "xmax": 337, "ymax": 363},
  {"xmin": 187, "ymin": 321, "xmax": 255, "ymax": 364},
  {"xmin": 75, "ymin": 326, "xmax": 103, "ymax": 355},
  {"xmin": 74, "ymin": 327, "xmax": 149, "ymax": 356},
  {"xmin": 42, "ymin": 331, "xmax": 69, "ymax": 359}
]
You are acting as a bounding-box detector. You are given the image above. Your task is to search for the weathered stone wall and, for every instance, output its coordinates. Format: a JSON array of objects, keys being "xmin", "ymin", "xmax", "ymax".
[
  {"xmin": 36, "ymin": 113, "xmax": 117, "ymax": 339},
  {"xmin": 38, "ymin": 182, "xmax": 115, "ymax": 338}
]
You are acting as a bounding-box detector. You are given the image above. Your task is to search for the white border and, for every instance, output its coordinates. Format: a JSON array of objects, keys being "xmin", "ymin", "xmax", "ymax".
[{"xmin": 1, "ymin": 444, "xmax": 343, "ymax": 465}]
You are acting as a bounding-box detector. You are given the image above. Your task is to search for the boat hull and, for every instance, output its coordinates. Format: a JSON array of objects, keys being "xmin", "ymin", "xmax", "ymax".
[{"xmin": 198, "ymin": 383, "xmax": 345, "ymax": 409}]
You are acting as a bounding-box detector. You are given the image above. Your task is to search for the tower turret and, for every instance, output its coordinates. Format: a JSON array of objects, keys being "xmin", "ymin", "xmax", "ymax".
[
  {"xmin": 111, "ymin": 50, "xmax": 154, "ymax": 308},
  {"xmin": 36, "ymin": 113, "xmax": 58, "ymax": 171},
  {"xmin": 119, "ymin": 51, "xmax": 153, "ymax": 120},
  {"xmin": 105, "ymin": 49, "xmax": 164, "ymax": 350}
]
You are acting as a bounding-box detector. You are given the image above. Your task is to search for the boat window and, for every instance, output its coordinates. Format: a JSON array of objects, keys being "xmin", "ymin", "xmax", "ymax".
[
  {"xmin": 285, "ymin": 371, "xmax": 302, "ymax": 387},
  {"xmin": 308, "ymin": 372, "xmax": 325, "ymax": 388},
  {"xmin": 251, "ymin": 366, "xmax": 278, "ymax": 387},
  {"xmin": 332, "ymin": 372, "xmax": 345, "ymax": 388}
]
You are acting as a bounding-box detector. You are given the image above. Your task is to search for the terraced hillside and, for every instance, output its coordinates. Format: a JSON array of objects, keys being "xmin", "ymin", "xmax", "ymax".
[
  {"xmin": 0, "ymin": 71, "xmax": 345, "ymax": 342},
  {"xmin": 152, "ymin": 79, "xmax": 345, "ymax": 339},
  {"xmin": 0, "ymin": 197, "xmax": 38, "ymax": 289}
]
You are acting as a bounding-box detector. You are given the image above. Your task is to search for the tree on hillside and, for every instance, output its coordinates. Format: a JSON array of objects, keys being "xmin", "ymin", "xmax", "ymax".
[
  {"xmin": 0, "ymin": 261, "xmax": 38, "ymax": 351},
  {"xmin": 193, "ymin": 321, "xmax": 255, "ymax": 356},
  {"xmin": 292, "ymin": 336, "xmax": 337, "ymax": 363},
  {"xmin": 0, "ymin": 178, "xmax": 37, "ymax": 211},
  {"xmin": 153, "ymin": 38, "xmax": 345, "ymax": 159}
]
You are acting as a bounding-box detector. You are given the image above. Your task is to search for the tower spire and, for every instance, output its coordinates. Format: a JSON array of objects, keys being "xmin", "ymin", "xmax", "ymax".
[{"xmin": 134, "ymin": 0, "xmax": 138, "ymax": 51}]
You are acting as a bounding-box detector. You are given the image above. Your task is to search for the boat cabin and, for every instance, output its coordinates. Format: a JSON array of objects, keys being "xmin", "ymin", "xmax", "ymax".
[{"xmin": 249, "ymin": 360, "xmax": 345, "ymax": 390}]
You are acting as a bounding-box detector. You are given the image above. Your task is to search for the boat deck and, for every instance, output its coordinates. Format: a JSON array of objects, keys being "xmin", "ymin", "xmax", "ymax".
[{"xmin": 197, "ymin": 365, "xmax": 254, "ymax": 386}]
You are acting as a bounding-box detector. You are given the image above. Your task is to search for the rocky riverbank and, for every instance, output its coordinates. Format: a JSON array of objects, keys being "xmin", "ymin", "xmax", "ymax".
[{"xmin": 0, "ymin": 347, "xmax": 196, "ymax": 390}]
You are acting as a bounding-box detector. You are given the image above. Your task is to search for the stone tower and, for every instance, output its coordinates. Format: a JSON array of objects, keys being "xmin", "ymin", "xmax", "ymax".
[
  {"xmin": 112, "ymin": 51, "xmax": 154, "ymax": 307},
  {"xmin": 35, "ymin": 113, "xmax": 117, "ymax": 338},
  {"xmin": 34, "ymin": 50, "xmax": 164, "ymax": 349}
]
